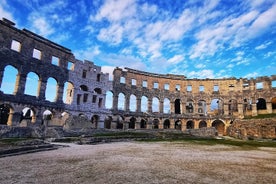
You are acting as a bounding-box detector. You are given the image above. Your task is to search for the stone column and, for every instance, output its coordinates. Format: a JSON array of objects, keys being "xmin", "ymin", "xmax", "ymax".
[
  {"xmin": 238, "ymin": 103, "xmax": 244, "ymax": 118},
  {"xmin": 170, "ymin": 101, "xmax": 175, "ymax": 114},
  {"xmin": 125, "ymin": 95, "xmax": 130, "ymax": 112},
  {"xmin": 148, "ymin": 98, "xmax": 152, "ymax": 113},
  {"xmin": 14, "ymin": 73, "xmax": 26, "ymax": 96},
  {"xmin": 223, "ymin": 104, "xmax": 229, "ymax": 116},
  {"xmin": 55, "ymin": 82, "xmax": 64, "ymax": 103},
  {"xmin": 0, "ymin": 68, "xmax": 4, "ymax": 89},
  {"xmin": 266, "ymin": 102, "xmax": 272, "ymax": 114},
  {"xmin": 251, "ymin": 103, "xmax": 257, "ymax": 116},
  {"xmin": 159, "ymin": 100, "xmax": 164, "ymax": 113},
  {"xmin": 182, "ymin": 102, "xmax": 186, "ymax": 114},
  {"xmin": 113, "ymin": 94, "xmax": 118, "ymax": 111},
  {"xmin": 136, "ymin": 96, "xmax": 141, "ymax": 113},
  {"xmin": 38, "ymin": 79, "xmax": 47, "ymax": 100}
]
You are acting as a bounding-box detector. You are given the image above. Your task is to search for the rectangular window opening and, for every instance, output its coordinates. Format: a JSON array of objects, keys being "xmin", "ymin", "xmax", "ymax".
[
  {"xmin": 51, "ymin": 56, "xmax": 59, "ymax": 66},
  {"xmin": 82, "ymin": 70, "xmax": 87, "ymax": 78},
  {"xmin": 272, "ymin": 81, "xmax": 276, "ymax": 88},
  {"xmin": 164, "ymin": 83, "xmax": 169, "ymax": 90},
  {"xmin": 213, "ymin": 85, "xmax": 219, "ymax": 92},
  {"xmin": 32, "ymin": 48, "xmax": 42, "ymax": 60},
  {"xmin": 97, "ymin": 74, "xmax": 101, "ymax": 82},
  {"xmin": 92, "ymin": 95, "xmax": 97, "ymax": 103},
  {"xmin": 256, "ymin": 82, "xmax": 263, "ymax": 89},
  {"xmin": 98, "ymin": 98, "xmax": 103, "ymax": 108},
  {"xmin": 120, "ymin": 77, "xmax": 125, "ymax": 84},
  {"xmin": 142, "ymin": 80, "xmax": 147, "ymax": 88},
  {"xmin": 11, "ymin": 40, "xmax": 21, "ymax": 52},
  {"xmin": 83, "ymin": 93, "xmax": 88, "ymax": 102},
  {"xmin": 67, "ymin": 61, "xmax": 74, "ymax": 70},
  {"xmin": 132, "ymin": 79, "xmax": 137, "ymax": 86},
  {"xmin": 176, "ymin": 84, "xmax": 180, "ymax": 91},
  {"xmin": 199, "ymin": 85, "xmax": 204, "ymax": 92},
  {"xmin": 153, "ymin": 82, "xmax": 159, "ymax": 89},
  {"xmin": 187, "ymin": 85, "xmax": 192, "ymax": 92}
]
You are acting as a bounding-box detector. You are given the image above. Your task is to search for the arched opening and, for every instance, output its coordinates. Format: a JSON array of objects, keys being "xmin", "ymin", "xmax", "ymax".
[
  {"xmin": 243, "ymin": 98, "xmax": 252, "ymax": 112},
  {"xmin": 94, "ymin": 88, "xmax": 102, "ymax": 94},
  {"xmin": 152, "ymin": 97, "xmax": 159, "ymax": 113},
  {"xmin": 129, "ymin": 117, "xmax": 136, "ymax": 129},
  {"xmin": 211, "ymin": 98, "xmax": 223, "ymax": 115},
  {"xmin": 1, "ymin": 65, "xmax": 18, "ymax": 94},
  {"xmin": 186, "ymin": 120, "xmax": 194, "ymax": 129},
  {"xmin": 105, "ymin": 91, "xmax": 113, "ymax": 109},
  {"xmin": 199, "ymin": 121, "xmax": 207, "ymax": 128},
  {"xmin": 175, "ymin": 99, "xmax": 181, "ymax": 114},
  {"xmin": 80, "ymin": 85, "xmax": 88, "ymax": 91},
  {"xmin": 272, "ymin": 97, "xmax": 276, "ymax": 109},
  {"xmin": 130, "ymin": 94, "xmax": 137, "ymax": 112},
  {"xmin": 186, "ymin": 99, "xmax": 194, "ymax": 113},
  {"xmin": 153, "ymin": 119, "xmax": 159, "ymax": 129},
  {"xmin": 46, "ymin": 77, "xmax": 58, "ymax": 102},
  {"xmin": 104, "ymin": 116, "xmax": 112, "ymax": 129},
  {"xmin": 24, "ymin": 72, "xmax": 39, "ymax": 96},
  {"xmin": 20, "ymin": 107, "xmax": 35, "ymax": 126},
  {"xmin": 140, "ymin": 119, "xmax": 147, "ymax": 129},
  {"xmin": 175, "ymin": 120, "xmax": 181, "ymax": 130},
  {"xmin": 228, "ymin": 99, "xmax": 238, "ymax": 115},
  {"xmin": 141, "ymin": 96, "xmax": 148, "ymax": 112},
  {"xmin": 163, "ymin": 98, "xmax": 170, "ymax": 114},
  {"xmin": 212, "ymin": 120, "xmax": 225, "ymax": 136},
  {"xmin": 0, "ymin": 104, "xmax": 11, "ymax": 125},
  {"xmin": 163, "ymin": 119, "xmax": 170, "ymax": 129},
  {"xmin": 118, "ymin": 93, "xmax": 125, "ymax": 110},
  {"xmin": 116, "ymin": 116, "xmax": 124, "ymax": 129},
  {"xmin": 91, "ymin": 115, "xmax": 99, "ymax": 129},
  {"xmin": 198, "ymin": 100, "xmax": 207, "ymax": 115},
  {"xmin": 42, "ymin": 110, "xmax": 53, "ymax": 126},
  {"xmin": 63, "ymin": 82, "xmax": 74, "ymax": 104},
  {"xmin": 257, "ymin": 98, "xmax": 267, "ymax": 110}
]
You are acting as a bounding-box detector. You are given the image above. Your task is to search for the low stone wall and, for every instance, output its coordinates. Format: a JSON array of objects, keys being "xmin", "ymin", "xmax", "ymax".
[
  {"xmin": 0, "ymin": 125, "xmax": 43, "ymax": 138},
  {"xmin": 228, "ymin": 118, "xmax": 276, "ymax": 140},
  {"xmin": 184, "ymin": 127, "xmax": 217, "ymax": 137}
]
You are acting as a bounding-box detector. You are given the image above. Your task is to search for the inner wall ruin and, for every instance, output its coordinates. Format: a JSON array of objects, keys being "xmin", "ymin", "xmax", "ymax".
[{"xmin": 0, "ymin": 18, "xmax": 276, "ymax": 136}]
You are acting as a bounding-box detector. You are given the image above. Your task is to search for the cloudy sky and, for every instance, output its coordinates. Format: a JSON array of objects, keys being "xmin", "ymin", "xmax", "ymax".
[{"xmin": 1, "ymin": 0, "xmax": 276, "ymax": 79}]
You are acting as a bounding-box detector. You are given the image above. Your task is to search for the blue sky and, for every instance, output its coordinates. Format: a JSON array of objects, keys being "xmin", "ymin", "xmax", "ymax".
[{"xmin": 1, "ymin": 0, "xmax": 276, "ymax": 79}]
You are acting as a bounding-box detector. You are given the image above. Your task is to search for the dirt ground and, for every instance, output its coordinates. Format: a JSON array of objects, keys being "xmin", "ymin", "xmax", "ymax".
[{"xmin": 0, "ymin": 141, "xmax": 275, "ymax": 184}]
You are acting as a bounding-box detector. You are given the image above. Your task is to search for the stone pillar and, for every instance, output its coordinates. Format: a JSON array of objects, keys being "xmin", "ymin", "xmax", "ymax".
[
  {"xmin": 14, "ymin": 73, "xmax": 26, "ymax": 95},
  {"xmin": 0, "ymin": 68, "xmax": 4, "ymax": 89},
  {"xmin": 136, "ymin": 97, "xmax": 141, "ymax": 112},
  {"xmin": 238, "ymin": 103, "xmax": 244, "ymax": 118},
  {"xmin": 181, "ymin": 120, "xmax": 187, "ymax": 131},
  {"xmin": 206, "ymin": 102, "xmax": 211, "ymax": 115},
  {"xmin": 159, "ymin": 100, "xmax": 163, "ymax": 113},
  {"xmin": 55, "ymin": 82, "xmax": 64, "ymax": 103},
  {"xmin": 38, "ymin": 79, "xmax": 47, "ymax": 100},
  {"xmin": 113, "ymin": 94, "xmax": 118, "ymax": 111},
  {"xmin": 266, "ymin": 102, "xmax": 272, "ymax": 114},
  {"xmin": 223, "ymin": 104, "xmax": 229, "ymax": 116},
  {"xmin": 170, "ymin": 101, "xmax": 175, "ymax": 114},
  {"xmin": 148, "ymin": 99, "xmax": 152, "ymax": 113},
  {"xmin": 252, "ymin": 103, "xmax": 257, "ymax": 116},
  {"xmin": 182, "ymin": 102, "xmax": 186, "ymax": 114},
  {"xmin": 125, "ymin": 95, "xmax": 130, "ymax": 112}
]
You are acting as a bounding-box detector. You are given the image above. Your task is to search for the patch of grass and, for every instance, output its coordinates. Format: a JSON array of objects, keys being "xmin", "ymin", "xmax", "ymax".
[
  {"xmin": 93, "ymin": 131, "xmax": 151, "ymax": 138},
  {"xmin": 0, "ymin": 138, "xmax": 31, "ymax": 145},
  {"xmin": 244, "ymin": 113, "xmax": 276, "ymax": 119}
]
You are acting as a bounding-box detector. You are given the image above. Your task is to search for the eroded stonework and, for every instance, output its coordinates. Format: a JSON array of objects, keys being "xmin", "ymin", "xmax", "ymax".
[{"xmin": 0, "ymin": 18, "xmax": 275, "ymax": 138}]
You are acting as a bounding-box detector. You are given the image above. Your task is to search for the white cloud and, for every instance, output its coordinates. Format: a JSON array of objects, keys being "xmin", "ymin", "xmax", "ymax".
[
  {"xmin": 0, "ymin": 0, "xmax": 14, "ymax": 21},
  {"xmin": 97, "ymin": 23, "xmax": 124, "ymax": 45},
  {"xmin": 168, "ymin": 55, "xmax": 184, "ymax": 64},
  {"xmin": 31, "ymin": 17, "xmax": 54, "ymax": 36},
  {"xmin": 255, "ymin": 41, "xmax": 272, "ymax": 50},
  {"xmin": 101, "ymin": 66, "xmax": 115, "ymax": 81},
  {"xmin": 195, "ymin": 64, "xmax": 206, "ymax": 69},
  {"xmin": 244, "ymin": 72, "xmax": 259, "ymax": 78},
  {"xmin": 187, "ymin": 69, "xmax": 215, "ymax": 79}
]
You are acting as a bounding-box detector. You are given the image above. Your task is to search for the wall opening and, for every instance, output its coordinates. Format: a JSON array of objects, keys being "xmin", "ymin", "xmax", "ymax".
[{"xmin": 175, "ymin": 99, "xmax": 181, "ymax": 114}]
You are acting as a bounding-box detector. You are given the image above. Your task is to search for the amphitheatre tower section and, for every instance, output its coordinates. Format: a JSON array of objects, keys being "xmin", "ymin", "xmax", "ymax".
[{"xmin": 110, "ymin": 67, "xmax": 276, "ymax": 135}]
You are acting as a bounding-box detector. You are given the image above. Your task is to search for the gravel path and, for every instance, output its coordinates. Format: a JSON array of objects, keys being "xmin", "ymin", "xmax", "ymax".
[{"xmin": 0, "ymin": 142, "xmax": 275, "ymax": 184}]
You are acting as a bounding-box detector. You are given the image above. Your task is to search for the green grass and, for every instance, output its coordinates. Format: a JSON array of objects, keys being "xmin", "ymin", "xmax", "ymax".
[
  {"xmin": 93, "ymin": 131, "xmax": 151, "ymax": 138},
  {"xmin": 244, "ymin": 113, "xmax": 276, "ymax": 119}
]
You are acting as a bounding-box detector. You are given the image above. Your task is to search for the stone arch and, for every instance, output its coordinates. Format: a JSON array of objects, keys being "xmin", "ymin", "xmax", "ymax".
[
  {"xmin": 140, "ymin": 119, "xmax": 147, "ymax": 129},
  {"xmin": 212, "ymin": 119, "xmax": 225, "ymax": 136},
  {"xmin": 118, "ymin": 93, "xmax": 125, "ymax": 110},
  {"xmin": 46, "ymin": 77, "xmax": 58, "ymax": 102},
  {"xmin": 228, "ymin": 99, "xmax": 238, "ymax": 114},
  {"xmin": 153, "ymin": 118, "xmax": 159, "ymax": 129},
  {"xmin": 63, "ymin": 81, "xmax": 74, "ymax": 104},
  {"xmin": 186, "ymin": 120, "xmax": 194, "ymax": 129},
  {"xmin": 20, "ymin": 107, "xmax": 36, "ymax": 126},
  {"xmin": 141, "ymin": 96, "xmax": 148, "ymax": 112},
  {"xmin": 94, "ymin": 88, "xmax": 102, "ymax": 94},
  {"xmin": 175, "ymin": 120, "xmax": 181, "ymax": 130},
  {"xmin": 129, "ymin": 117, "xmax": 136, "ymax": 129},
  {"xmin": 1, "ymin": 65, "xmax": 18, "ymax": 94},
  {"xmin": 42, "ymin": 110, "xmax": 53, "ymax": 126},
  {"xmin": 199, "ymin": 120, "xmax": 207, "ymax": 128},
  {"xmin": 163, "ymin": 119, "xmax": 170, "ymax": 129},
  {"xmin": 105, "ymin": 91, "xmax": 113, "ymax": 109},
  {"xmin": 152, "ymin": 97, "xmax": 159, "ymax": 113},
  {"xmin": 243, "ymin": 98, "xmax": 252, "ymax": 112},
  {"xmin": 24, "ymin": 72, "xmax": 39, "ymax": 96},
  {"xmin": 257, "ymin": 98, "xmax": 266, "ymax": 110},
  {"xmin": 186, "ymin": 99, "xmax": 194, "ymax": 113},
  {"xmin": 272, "ymin": 97, "xmax": 276, "ymax": 109},
  {"xmin": 91, "ymin": 115, "xmax": 99, "ymax": 129},
  {"xmin": 104, "ymin": 116, "xmax": 112, "ymax": 129},
  {"xmin": 0, "ymin": 104, "xmax": 13, "ymax": 125},
  {"xmin": 116, "ymin": 115, "xmax": 124, "ymax": 129},
  {"xmin": 80, "ymin": 85, "xmax": 89, "ymax": 91},
  {"xmin": 175, "ymin": 99, "xmax": 181, "ymax": 114},
  {"xmin": 210, "ymin": 98, "xmax": 224, "ymax": 115},
  {"xmin": 163, "ymin": 98, "xmax": 170, "ymax": 114},
  {"xmin": 130, "ymin": 94, "xmax": 137, "ymax": 112}
]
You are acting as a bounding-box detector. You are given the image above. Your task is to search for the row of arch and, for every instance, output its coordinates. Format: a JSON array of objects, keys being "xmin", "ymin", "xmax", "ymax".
[
  {"xmin": 105, "ymin": 91, "xmax": 276, "ymax": 115},
  {"xmin": 104, "ymin": 116, "xmax": 226, "ymax": 135}
]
